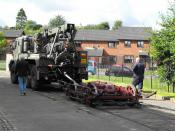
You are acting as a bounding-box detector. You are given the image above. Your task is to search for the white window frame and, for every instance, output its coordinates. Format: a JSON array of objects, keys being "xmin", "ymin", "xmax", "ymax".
[
  {"xmin": 108, "ymin": 42, "xmax": 116, "ymax": 48},
  {"xmin": 75, "ymin": 41, "xmax": 81, "ymax": 47},
  {"xmin": 124, "ymin": 55, "xmax": 134, "ymax": 63},
  {"xmin": 108, "ymin": 56, "xmax": 116, "ymax": 64},
  {"xmin": 137, "ymin": 41, "xmax": 144, "ymax": 48},
  {"xmin": 124, "ymin": 40, "xmax": 131, "ymax": 47}
]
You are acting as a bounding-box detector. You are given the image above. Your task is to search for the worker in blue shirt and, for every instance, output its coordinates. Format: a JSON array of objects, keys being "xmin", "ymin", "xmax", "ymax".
[{"xmin": 132, "ymin": 57, "xmax": 145, "ymax": 96}]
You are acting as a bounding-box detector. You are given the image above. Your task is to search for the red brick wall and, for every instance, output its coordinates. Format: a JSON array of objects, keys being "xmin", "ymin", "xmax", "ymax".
[
  {"xmin": 81, "ymin": 40, "xmax": 149, "ymax": 56},
  {"xmin": 80, "ymin": 40, "xmax": 150, "ymax": 65}
]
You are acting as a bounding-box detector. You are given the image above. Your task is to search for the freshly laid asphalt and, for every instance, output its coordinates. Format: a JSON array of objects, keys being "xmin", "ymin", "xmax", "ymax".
[{"xmin": 0, "ymin": 71, "xmax": 175, "ymax": 131}]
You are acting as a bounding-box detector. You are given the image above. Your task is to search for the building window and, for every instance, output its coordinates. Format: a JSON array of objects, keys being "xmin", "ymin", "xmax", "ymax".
[
  {"xmin": 124, "ymin": 41, "xmax": 131, "ymax": 47},
  {"xmin": 108, "ymin": 42, "xmax": 116, "ymax": 48},
  {"xmin": 137, "ymin": 41, "xmax": 144, "ymax": 48},
  {"xmin": 108, "ymin": 56, "xmax": 116, "ymax": 64},
  {"xmin": 75, "ymin": 41, "xmax": 81, "ymax": 47},
  {"xmin": 124, "ymin": 55, "xmax": 134, "ymax": 63}
]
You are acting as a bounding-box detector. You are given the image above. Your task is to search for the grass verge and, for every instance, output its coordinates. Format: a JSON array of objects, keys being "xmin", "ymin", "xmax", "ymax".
[
  {"xmin": 83, "ymin": 75, "xmax": 175, "ymax": 97},
  {"xmin": 0, "ymin": 60, "xmax": 6, "ymax": 70}
]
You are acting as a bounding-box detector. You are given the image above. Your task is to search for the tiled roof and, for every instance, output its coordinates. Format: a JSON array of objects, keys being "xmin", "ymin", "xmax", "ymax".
[
  {"xmin": 75, "ymin": 30, "xmax": 118, "ymax": 41},
  {"xmin": 117, "ymin": 27, "xmax": 152, "ymax": 40},
  {"xmin": 0, "ymin": 30, "xmax": 24, "ymax": 38},
  {"xmin": 75, "ymin": 27, "xmax": 152, "ymax": 41}
]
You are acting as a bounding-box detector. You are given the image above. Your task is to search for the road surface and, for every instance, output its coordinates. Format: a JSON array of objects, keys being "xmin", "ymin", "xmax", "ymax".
[{"xmin": 0, "ymin": 72, "xmax": 175, "ymax": 131}]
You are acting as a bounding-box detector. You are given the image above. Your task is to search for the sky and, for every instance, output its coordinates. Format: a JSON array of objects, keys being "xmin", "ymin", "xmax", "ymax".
[{"xmin": 0, "ymin": 0, "xmax": 173, "ymax": 29}]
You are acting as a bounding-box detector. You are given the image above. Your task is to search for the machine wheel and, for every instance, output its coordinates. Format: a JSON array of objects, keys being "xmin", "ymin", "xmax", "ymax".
[
  {"xmin": 127, "ymin": 85, "xmax": 136, "ymax": 96},
  {"xmin": 85, "ymin": 97, "xmax": 96, "ymax": 108},
  {"xmin": 128, "ymin": 102, "xmax": 142, "ymax": 108},
  {"xmin": 10, "ymin": 63, "xmax": 18, "ymax": 84},
  {"xmin": 10, "ymin": 71, "xmax": 18, "ymax": 84},
  {"xmin": 31, "ymin": 66, "xmax": 39, "ymax": 90}
]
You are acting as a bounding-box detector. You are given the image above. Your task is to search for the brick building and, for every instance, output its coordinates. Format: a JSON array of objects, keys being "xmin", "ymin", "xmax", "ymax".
[
  {"xmin": 75, "ymin": 27, "xmax": 152, "ymax": 66},
  {"xmin": 0, "ymin": 29, "xmax": 25, "ymax": 44},
  {"xmin": 0, "ymin": 30, "xmax": 25, "ymax": 59}
]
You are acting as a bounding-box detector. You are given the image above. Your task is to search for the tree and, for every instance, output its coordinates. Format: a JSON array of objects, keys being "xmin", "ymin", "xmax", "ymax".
[
  {"xmin": 16, "ymin": 8, "xmax": 27, "ymax": 29},
  {"xmin": 80, "ymin": 22, "xmax": 110, "ymax": 30},
  {"xmin": 3, "ymin": 25, "xmax": 9, "ymax": 30},
  {"xmin": 112, "ymin": 20, "xmax": 122, "ymax": 30},
  {"xmin": 150, "ymin": 4, "xmax": 175, "ymax": 90},
  {"xmin": 48, "ymin": 14, "xmax": 66, "ymax": 28},
  {"xmin": 0, "ymin": 32, "xmax": 7, "ymax": 49},
  {"xmin": 97, "ymin": 22, "xmax": 110, "ymax": 30},
  {"xmin": 83, "ymin": 24, "xmax": 97, "ymax": 30},
  {"xmin": 24, "ymin": 20, "xmax": 43, "ymax": 35},
  {"xmin": 25, "ymin": 20, "xmax": 42, "ymax": 30}
]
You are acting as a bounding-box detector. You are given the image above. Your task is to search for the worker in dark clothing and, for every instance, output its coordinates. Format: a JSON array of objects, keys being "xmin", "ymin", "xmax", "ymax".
[
  {"xmin": 132, "ymin": 57, "xmax": 145, "ymax": 96},
  {"xmin": 15, "ymin": 58, "xmax": 30, "ymax": 95}
]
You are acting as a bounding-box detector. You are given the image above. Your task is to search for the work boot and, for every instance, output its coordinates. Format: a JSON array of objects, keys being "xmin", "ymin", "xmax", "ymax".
[{"xmin": 138, "ymin": 89, "xmax": 143, "ymax": 99}]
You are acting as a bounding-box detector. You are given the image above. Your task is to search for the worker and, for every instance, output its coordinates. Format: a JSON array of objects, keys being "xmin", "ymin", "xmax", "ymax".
[
  {"xmin": 132, "ymin": 57, "xmax": 145, "ymax": 96},
  {"xmin": 15, "ymin": 57, "xmax": 30, "ymax": 96}
]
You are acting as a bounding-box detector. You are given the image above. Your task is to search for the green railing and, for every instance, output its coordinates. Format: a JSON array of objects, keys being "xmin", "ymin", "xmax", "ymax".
[{"xmin": 85, "ymin": 70, "xmax": 175, "ymax": 96}]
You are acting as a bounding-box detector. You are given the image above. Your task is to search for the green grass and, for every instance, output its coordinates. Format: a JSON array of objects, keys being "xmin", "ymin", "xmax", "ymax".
[
  {"xmin": 0, "ymin": 60, "xmax": 6, "ymax": 70},
  {"xmin": 157, "ymin": 92, "xmax": 175, "ymax": 98},
  {"xmin": 83, "ymin": 74, "xmax": 175, "ymax": 97}
]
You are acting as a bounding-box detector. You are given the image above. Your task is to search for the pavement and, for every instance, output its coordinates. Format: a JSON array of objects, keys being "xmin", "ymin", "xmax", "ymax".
[
  {"xmin": 0, "ymin": 70, "xmax": 10, "ymax": 77},
  {"xmin": 1, "ymin": 70, "xmax": 175, "ymax": 131}
]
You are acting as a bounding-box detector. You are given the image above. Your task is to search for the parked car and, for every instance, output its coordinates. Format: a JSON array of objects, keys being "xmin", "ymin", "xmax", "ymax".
[
  {"xmin": 88, "ymin": 60, "xmax": 97, "ymax": 75},
  {"xmin": 105, "ymin": 64, "xmax": 133, "ymax": 77}
]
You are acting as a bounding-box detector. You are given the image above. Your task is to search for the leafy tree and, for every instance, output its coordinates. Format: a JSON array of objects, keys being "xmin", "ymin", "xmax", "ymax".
[
  {"xmin": 0, "ymin": 32, "xmax": 7, "ymax": 48},
  {"xmin": 48, "ymin": 14, "xmax": 66, "ymax": 28},
  {"xmin": 3, "ymin": 26, "xmax": 9, "ymax": 30},
  {"xmin": 24, "ymin": 20, "xmax": 43, "ymax": 35},
  {"xmin": 97, "ymin": 22, "xmax": 110, "ymax": 30},
  {"xmin": 150, "ymin": 4, "xmax": 175, "ymax": 88},
  {"xmin": 82, "ymin": 24, "xmax": 97, "ymax": 30},
  {"xmin": 16, "ymin": 8, "xmax": 27, "ymax": 29},
  {"xmin": 25, "ymin": 20, "xmax": 40, "ymax": 30},
  {"xmin": 112, "ymin": 20, "xmax": 122, "ymax": 30},
  {"xmin": 80, "ymin": 22, "xmax": 110, "ymax": 30}
]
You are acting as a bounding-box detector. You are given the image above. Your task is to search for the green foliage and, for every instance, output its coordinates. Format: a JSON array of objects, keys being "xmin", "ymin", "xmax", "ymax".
[
  {"xmin": 48, "ymin": 14, "xmax": 66, "ymax": 28},
  {"xmin": 16, "ymin": 8, "xmax": 27, "ymax": 29},
  {"xmin": 151, "ymin": 4, "xmax": 175, "ymax": 86},
  {"xmin": 112, "ymin": 20, "xmax": 122, "ymax": 30},
  {"xmin": 25, "ymin": 20, "xmax": 42, "ymax": 30},
  {"xmin": 24, "ymin": 28, "xmax": 43, "ymax": 35},
  {"xmin": 97, "ymin": 22, "xmax": 110, "ymax": 30},
  {"xmin": 0, "ymin": 32, "xmax": 7, "ymax": 48},
  {"xmin": 24, "ymin": 20, "xmax": 43, "ymax": 35},
  {"xmin": 80, "ymin": 22, "xmax": 110, "ymax": 30},
  {"xmin": 0, "ymin": 60, "xmax": 6, "ymax": 70},
  {"xmin": 81, "ymin": 24, "xmax": 97, "ymax": 29}
]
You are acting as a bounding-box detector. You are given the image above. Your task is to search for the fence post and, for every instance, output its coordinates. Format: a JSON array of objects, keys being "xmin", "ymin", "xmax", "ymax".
[
  {"xmin": 97, "ymin": 57, "xmax": 99, "ymax": 79},
  {"xmin": 150, "ymin": 57, "xmax": 153, "ymax": 90},
  {"xmin": 168, "ymin": 83, "xmax": 169, "ymax": 92},
  {"xmin": 109, "ymin": 58, "xmax": 111, "ymax": 82},
  {"xmin": 122, "ymin": 64, "xmax": 123, "ymax": 82}
]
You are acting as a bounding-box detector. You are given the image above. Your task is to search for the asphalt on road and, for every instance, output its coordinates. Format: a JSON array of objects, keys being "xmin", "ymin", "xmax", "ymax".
[{"xmin": 0, "ymin": 71, "xmax": 175, "ymax": 131}]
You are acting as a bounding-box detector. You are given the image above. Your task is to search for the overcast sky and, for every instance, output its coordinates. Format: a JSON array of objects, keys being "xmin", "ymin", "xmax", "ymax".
[{"xmin": 0, "ymin": 0, "xmax": 173, "ymax": 29}]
